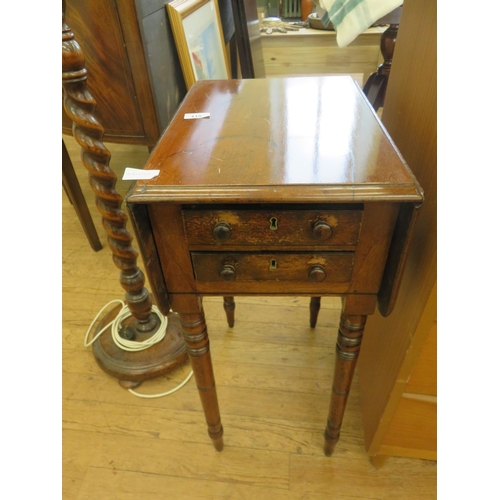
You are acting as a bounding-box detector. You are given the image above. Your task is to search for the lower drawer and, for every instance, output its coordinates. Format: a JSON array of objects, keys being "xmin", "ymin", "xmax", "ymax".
[{"xmin": 191, "ymin": 252, "xmax": 354, "ymax": 284}]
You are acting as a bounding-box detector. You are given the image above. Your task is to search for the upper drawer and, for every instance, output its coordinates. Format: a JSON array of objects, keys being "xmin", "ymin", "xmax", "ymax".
[{"xmin": 183, "ymin": 208, "xmax": 362, "ymax": 247}]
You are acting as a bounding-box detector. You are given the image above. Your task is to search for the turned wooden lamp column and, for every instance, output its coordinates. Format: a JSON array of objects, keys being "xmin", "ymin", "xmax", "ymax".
[{"xmin": 62, "ymin": 1, "xmax": 186, "ymax": 387}]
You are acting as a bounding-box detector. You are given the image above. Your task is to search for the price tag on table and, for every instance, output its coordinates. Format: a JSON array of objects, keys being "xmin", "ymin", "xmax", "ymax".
[
  {"xmin": 122, "ymin": 168, "xmax": 160, "ymax": 180},
  {"xmin": 184, "ymin": 113, "xmax": 210, "ymax": 119}
]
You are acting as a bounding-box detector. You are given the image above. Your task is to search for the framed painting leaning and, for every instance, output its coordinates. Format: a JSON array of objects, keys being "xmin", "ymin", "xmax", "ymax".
[{"xmin": 167, "ymin": 0, "xmax": 230, "ymax": 90}]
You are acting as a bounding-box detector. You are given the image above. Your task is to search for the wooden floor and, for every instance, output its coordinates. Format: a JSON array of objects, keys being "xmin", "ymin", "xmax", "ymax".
[{"xmin": 62, "ymin": 135, "xmax": 437, "ymax": 499}]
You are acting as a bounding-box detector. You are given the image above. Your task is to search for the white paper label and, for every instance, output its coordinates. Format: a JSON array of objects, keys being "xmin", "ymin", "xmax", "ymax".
[
  {"xmin": 184, "ymin": 112, "xmax": 210, "ymax": 119},
  {"xmin": 122, "ymin": 168, "xmax": 160, "ymax": 180}
]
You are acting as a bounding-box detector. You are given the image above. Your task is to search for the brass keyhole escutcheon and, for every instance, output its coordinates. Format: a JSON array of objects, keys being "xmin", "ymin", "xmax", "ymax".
[
  {"xmin": 269, "ymin": 259, "xmax": 278, "ymax": 270},
  {"xmin": 269, "ymin": 217, "xmax": 278, "ymax": 230}
]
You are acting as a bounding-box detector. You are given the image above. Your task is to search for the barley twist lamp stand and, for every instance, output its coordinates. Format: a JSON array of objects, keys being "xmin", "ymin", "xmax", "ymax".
[{"xmin": 62, "ymin": 1, "xmax": 187, "ymax": 388}]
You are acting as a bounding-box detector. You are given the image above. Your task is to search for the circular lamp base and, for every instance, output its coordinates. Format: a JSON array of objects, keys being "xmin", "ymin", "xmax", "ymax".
[{"xmin": 91, "ymin": 305, "xmax": 187, "ymax": 388}]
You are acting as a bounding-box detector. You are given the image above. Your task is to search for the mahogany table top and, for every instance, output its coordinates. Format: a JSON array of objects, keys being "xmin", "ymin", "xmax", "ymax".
[{"xmin": 131, "ymin": 77, "xmax": 422, "ymax": 204}]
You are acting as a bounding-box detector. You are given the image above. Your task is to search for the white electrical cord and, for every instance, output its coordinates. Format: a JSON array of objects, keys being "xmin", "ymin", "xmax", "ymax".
[
  {"xmin": 128, "ymin": 369, "xmax": 193, "ymax": 399},
  {"xmin": 84, "ymin": 299, "xmax": 193, "ymax": 398}
]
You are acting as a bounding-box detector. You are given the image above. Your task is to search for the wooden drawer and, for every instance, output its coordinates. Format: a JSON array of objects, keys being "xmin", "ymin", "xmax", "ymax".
[
  {"xmin": 191, "ymin": 252, "xmax": 354, "ymax": 283},
  {"xmin": 183, "ymin": 208, "xmax": 362, "ymax": 247}
]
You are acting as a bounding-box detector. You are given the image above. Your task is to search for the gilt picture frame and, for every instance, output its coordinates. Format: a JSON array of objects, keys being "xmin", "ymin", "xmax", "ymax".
[{"xmin": 167, "ymin": 0, "xmax": 230, "ymax": 90}]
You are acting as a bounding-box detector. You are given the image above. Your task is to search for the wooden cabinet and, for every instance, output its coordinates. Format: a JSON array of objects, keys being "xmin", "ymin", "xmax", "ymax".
[
  {"xmin": 363, "ymin": 283, "xmax": 437, "ymax": 461},
  {"xmin": 357, "ymin": 0, "xmax": 437, "ymax": 462},
  {"xmin": 62, "ymin": 0, "xmax": 187, "ymax": 146}
]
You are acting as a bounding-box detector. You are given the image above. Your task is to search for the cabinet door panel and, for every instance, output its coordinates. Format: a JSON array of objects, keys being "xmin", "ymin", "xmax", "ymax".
[{"xmin": 62, "ymin": 0, "xmax": 151, "ymax": 142}]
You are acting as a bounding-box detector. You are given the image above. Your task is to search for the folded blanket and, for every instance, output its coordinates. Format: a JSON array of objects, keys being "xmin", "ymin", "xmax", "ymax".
[{"xmin": 316, "ymin": 0, "xmax": 403, "ymax": 47}]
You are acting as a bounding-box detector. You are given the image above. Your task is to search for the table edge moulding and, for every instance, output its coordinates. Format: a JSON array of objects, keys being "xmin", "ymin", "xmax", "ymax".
[{"xmin": 125, "ymin": 76, "xmax": 424, "ymax": 456}]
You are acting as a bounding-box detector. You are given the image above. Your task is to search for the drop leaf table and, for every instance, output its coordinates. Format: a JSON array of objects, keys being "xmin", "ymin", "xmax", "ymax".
[{"xmin": 126, "ymin": 76, "xmax": 423, "ymax": 455}]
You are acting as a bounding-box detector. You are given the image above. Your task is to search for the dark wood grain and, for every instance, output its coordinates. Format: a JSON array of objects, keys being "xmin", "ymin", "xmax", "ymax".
[
  {"xmin": 191, "ymin": 252, "xmax": 354, "ymax": 283},
  {"xmin": 115, "ymin": 0, "xmax": 161, "ymax": 140},
  {"xmin": 147, "ymin": 204, "xmax": 198, "ymax": 294},
  {"xmin": 377, "ymin": 203, "xmax": 421, "ymax": 316},
  {"xmin": 183, "ymin": 208, "xmax": 362, "ymax": 247},
  {"xmin": 62, "ymin": 0, "xmax": 158, "ymax": 144},
  {"xmin": 348, "ymin": 203, "xmax": 399, "ymax": 295}
]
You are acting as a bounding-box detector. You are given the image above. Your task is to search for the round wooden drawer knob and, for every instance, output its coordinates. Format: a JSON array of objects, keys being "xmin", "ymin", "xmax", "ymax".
[
  {"xmin": 212, "ymin": 222, "xmax": 232, "ymax": 242},
  {"xmin": 220, "ymin": 264, "xmax": 236, "ymax": 281},
  {"xmin": 312, "ymin": 221, "xmax": 333, "ymax": 241},
  {"xmin": 308, "ymin": 265, "xmax": 326, "ymax": 282}
]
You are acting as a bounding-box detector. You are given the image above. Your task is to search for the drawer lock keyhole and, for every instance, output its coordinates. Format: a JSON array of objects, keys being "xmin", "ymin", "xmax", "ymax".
[
  {"xmin": 269, "ymin": 217, "xmax": 278, "ymax": 230},
  {"xmin": 269, "ymin": 259, "xmax": 278, "ymax": 270}
]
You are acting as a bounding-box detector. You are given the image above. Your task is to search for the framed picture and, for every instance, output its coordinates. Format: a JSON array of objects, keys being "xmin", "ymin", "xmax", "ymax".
[{"xmin": 167, "ymin": 0, "xmax": 230, "ymax": 90}]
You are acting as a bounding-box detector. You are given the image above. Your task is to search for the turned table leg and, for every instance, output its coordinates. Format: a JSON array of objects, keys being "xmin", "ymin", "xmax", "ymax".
[
  {"xmin": 309, "ymin": 297, "xmax": 321, "ymax": 328},
  {"xmin": 178, "ymin": 303, "xmax": 224, "ymax": 451},
  {"xmin": 223, "ymin": 296, "xmax": 235, "ymax": 328},
  {"xmin": 324, "ymin": 312, "xmax": 367, "ymax": 456}
]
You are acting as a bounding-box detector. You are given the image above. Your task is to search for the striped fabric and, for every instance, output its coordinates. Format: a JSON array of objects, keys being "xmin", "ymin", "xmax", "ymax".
[{"xmin": 316, "ymin": 0, "xmax": 403, "ymax": 47}]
